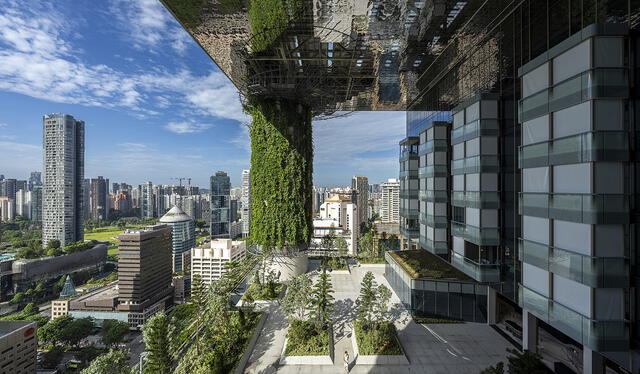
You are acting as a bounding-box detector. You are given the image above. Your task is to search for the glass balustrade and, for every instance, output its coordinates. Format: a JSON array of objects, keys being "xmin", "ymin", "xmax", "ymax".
[
  {"xmin": 519, "ymin": 193, "xmax": 629, "ymax": 224},
  {"xmin": 451, "ymin": 119, "xmax": 500, "ymax": 145},
  {"xmin": 519, "ymin": 238, "xmax": 628, "ymax": 288},
  {"xmin": 450, "ymin": 221, "xmax": 500, "ymax": 246},
  {"xmin": 451, "ymin": 191, "xmax": 500, "ymax": 209},
  {"xmin": 519, "ymin": 131, "xmax": 629, "ymax": 168},
  {"xmin": 451, "ymin": 155, "xmax": 499, "ymax": 175},
  {"xmin": 451, "ymin": 252, "xmax": 500, "ymax": 283},
  {"xmin": 519, "ymin": 68, "xmax": 629, "ymax": 122},
  {"xmin": 520, "ymin": 285, "xmax": 629, "ymax": 352}
]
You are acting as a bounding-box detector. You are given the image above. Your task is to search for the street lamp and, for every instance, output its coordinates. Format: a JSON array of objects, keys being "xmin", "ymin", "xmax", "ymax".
[{"xmin": 139, "ymin": 351, "xmax": 148, "ymax": 374}]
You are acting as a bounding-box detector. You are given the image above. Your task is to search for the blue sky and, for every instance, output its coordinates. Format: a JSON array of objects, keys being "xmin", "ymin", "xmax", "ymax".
[{"xmin": 0, "ymin": 0, "xmax": 405, "ymax": 188}]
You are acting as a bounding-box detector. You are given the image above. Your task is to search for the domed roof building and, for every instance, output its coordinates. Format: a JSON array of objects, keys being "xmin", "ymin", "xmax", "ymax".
[{"xmin": 159, "ymin": 206, "xmax": 195, "ymax": 272}]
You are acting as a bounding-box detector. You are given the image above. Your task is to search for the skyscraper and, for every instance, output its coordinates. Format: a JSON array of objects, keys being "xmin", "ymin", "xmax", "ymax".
[
  {"xmin": 0, "ymin": 178, "xmax": 16, "ymax": 200},
  {"xmin": 351, "ymin": 175, "xmax": 369, "ymax": 228},
  {"xmin": 141, "ymin": 181, "xmax": 154, "ymax": 218},
  {"xmin": 30, "ymin": 186, "xmax": 42, "ymax": 223},
  {"xmin": 89, "ymin": 176, "xmax": 109, "ymax": 221},
  {"xmin": 210, "ymin": 171, "xmax": 231, "ymax": 238},
  {"xmin": 114, "ymin": 191, "xmax": 132, "ymax": 211},
  {"xmin": 42, "ymin": 114, "xmax": 84, "ymax": 247},
  {"xmin": 159, "ymin": 206, "xmax": 195, "ymax": 272},
  {"xmin": 28, "ymin": 171, "xmax": 41, "ymax": 190},
  {"xmin": 15, "ymin": 189, "xmax": 31, "ymax": 220},
  {"xmin": 241, "ymin": 169, "xmax": 251, "ymax": 238},
  {"xmin": 380, "ymin": 179, "xmax": 399, "ymax": 223},
  {"xmin": 117, "ymin": 225, "xmax": 173, "ymax": 316}
]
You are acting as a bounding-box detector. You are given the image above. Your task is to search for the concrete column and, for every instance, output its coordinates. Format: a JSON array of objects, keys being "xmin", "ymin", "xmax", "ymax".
[
  {"xmin": 522, "ymin": 311, "xmax": 538, "ymax": 352},
  {"xmin": 583, "ymin": 347, "xmax": 605, "ymax": 374},
  {"xmin": 487, "ymin": 287, "xmax": 497, "ymax": 324}
]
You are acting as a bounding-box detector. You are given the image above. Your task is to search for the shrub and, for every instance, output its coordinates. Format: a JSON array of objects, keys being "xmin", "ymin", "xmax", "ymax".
[
  {"xmin": 285, "ymin": 320, "xmax": 329, "ymax": 356},
  {"xmin": 354, "ymin": 320, "xmax": 402, "ymax": 355}
]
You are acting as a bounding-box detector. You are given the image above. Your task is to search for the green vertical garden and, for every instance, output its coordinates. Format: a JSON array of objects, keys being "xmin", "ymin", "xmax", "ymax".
[{"xmin": 246, "ymin": 97, "xmax": 313, "ymax": 250}]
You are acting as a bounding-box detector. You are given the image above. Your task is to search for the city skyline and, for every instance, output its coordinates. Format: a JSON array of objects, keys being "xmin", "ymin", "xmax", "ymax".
[{"xmin": 0, "ymin": 0, "xmax": 404, "ymax": 188}]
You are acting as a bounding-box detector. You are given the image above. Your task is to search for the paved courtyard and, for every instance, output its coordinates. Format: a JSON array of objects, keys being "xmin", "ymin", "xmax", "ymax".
[{"xmin": 244, "ymin": 261, "xmax": 511, "ymax": 373}]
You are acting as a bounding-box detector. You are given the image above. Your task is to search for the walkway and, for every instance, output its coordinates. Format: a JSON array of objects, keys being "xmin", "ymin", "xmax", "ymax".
[{"xmin": 244, "ymin": 262, "xmax": 510, "ymax": 373}]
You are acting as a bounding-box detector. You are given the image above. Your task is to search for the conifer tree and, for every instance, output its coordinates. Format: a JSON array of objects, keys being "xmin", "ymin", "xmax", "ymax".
[
  {"xmin": 356, "ymin": 271, "xmax": 377, "ymax": 327},
  {"xmin": 309, "ymin": 271, "xmax": 334, "ymax": 326},
  {"xmin": 190, "ymin": 273, "xmax": 206, "ymax": 312},
  {"xmin": 142, "ymin": 312, "xmax": 172, "ymax": 374}
]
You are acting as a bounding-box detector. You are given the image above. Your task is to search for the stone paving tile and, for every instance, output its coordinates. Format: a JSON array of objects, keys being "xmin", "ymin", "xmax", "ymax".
[{"xmin": 244, "ymin": 263, "xmax": 511, "ymax": 373}]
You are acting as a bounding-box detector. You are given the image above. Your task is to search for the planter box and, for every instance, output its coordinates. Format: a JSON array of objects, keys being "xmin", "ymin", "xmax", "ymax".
[
  {"xmin": 358, "ymin": 263, "xmax": 386, "ymax": 268},
  {"xmin": 279, "ymin": 326, "xmax": 334, "ymax": 365},
  {"xmin": 351, "ymin": 328, "xmax": 409, "ymax": 365},
  {"xmin": 236, "ymin": 284, "xmax": 287, "ymax": 308},
  {"xmin": 234, "ymin": 313, "xmax": 268, "ymax": 374}
]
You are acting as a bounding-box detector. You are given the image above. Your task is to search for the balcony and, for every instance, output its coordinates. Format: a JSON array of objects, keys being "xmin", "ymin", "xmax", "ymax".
[
  {"xmin": 519, "ymin": 131, "xmax": 629, "ymax": 168},
  {"xmin": 419, "ymin": 164, "xmax": 448, "ymax": 178},
  {"xmin": 418, "ymin": 139, "xmax": 448, "ymax": 155},
  {"xmin": 519, "ymin": 193, "xmax": 629, "ymax": 224},
  {"xmin": 451, "ymin": 252, "xmax": 500, "ymax": 283},
  {"xmin": 399, "ymin": 169, "xmax": 419, "ymax": 178},
  {"xmin": 518, "ymin": 239, "xmax": 628, "ymax": 288},
  {"xmin": 450, "ymin": 221, "xmax": 500, "ymax": 246},
  {"xmin": 519, "ymin": 68, "xmax": 629, "ymax": 122},
  {"xmin": 451, "ymin": 191, "xmax": 500, "ymax": 209},
  {"xmin": 419, "ymin": 212, "xmax": 448, "ymax": 228},
  {"xmin": 400, "ymin": 207, "xmax": 419, "ymax": 219},
  {"xmin": 419, "ymin": 236, "xmax": 448, "ymax": 255},
  {"xmin": 451, "ymin": 155, "xmax": 499, "ymax": 175},
  {"xmin": 419, "ymin": 189, "xmax": 448, "ymax": 202},
  {"xmin": 399, "ymin": 189, "xmax": 419, "ymax": 199},
  {"xmin": 400, "ymin": 226, "xmax": 419, "ymax": 239},
  {"xmin": 520, "ymin": 285, "xmax": 629, "ymax": 352},
  {"xmin": 451, "ymin": 119, "xmax": 500, "ymax": 145}
]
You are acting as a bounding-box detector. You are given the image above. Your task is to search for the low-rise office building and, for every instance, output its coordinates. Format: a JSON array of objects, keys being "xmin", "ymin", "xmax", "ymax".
[
  {"xmin": 191, "ymin": 239, "xmax": 246, "ymax": 285},
  {"xmin": 0, "ymin": 320, "xmax": 37, "ymax": 374}
]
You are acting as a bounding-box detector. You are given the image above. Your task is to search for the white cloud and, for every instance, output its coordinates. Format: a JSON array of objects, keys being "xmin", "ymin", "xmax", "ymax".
[
  {"xmin": 0, "ymin": 123, "xmax": 7, "ymax": 128},
  {"xmin": 109, "ymin": 0, "xmax": 193, "ymax": 55},
  {"xmin": 0, "ymin": 1, "xmax": 245, "ymax": 126},
  {"xmin": 165, "ymin": 121, "xmax": 214, "ymax": 134},
  {"xmin": 118, "ymin": 142, "xmax": 152, "ymax": 151},
  {"xmin": 0, "ymin": 141, "xmax": 41, "ymax": 178}
]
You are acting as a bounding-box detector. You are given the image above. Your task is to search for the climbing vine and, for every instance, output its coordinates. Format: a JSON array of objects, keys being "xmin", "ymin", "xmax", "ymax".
[
  {"xmin": 248, "ymin": 0, "xmax": 303, "ymax": 52},
  {"xmin": 246, "ymin": 97, "xmax": 313, "ymax": 250}
]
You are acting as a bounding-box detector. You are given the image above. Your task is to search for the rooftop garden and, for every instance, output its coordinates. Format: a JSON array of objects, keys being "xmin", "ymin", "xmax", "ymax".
[{"xmin": 388, "ymin": 250, "xmax": 473, "ymax": 282}]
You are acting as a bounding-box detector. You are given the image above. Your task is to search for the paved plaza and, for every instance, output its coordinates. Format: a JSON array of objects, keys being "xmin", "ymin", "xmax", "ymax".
[{"xmin": 244, "ymin": 261, "xmax": 512, "ymax": 373}]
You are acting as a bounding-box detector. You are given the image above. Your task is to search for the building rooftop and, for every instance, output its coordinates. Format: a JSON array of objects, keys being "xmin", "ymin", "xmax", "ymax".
[
  {"xmin": 0, "ymin": 320, "xmax": 35, "ymax": 338},
  {"xmin": 325, "ymin": 194, "xmax": 351, "ymax": 202},
  {"xmin": 388, "ymin": 250, "xmax": 474, "ymax": 282},
  {"xmin": 159, "ymin": 206, "xmax": 193, "ymax": 223},
  {"xmin": 73, "ymin": 283, "xmax": 118, "ymax": 303}
]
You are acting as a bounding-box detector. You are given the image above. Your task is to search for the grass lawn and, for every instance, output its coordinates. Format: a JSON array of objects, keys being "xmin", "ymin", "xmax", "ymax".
[
  {"xmin": 388, "ymin": 250, "xmax": 472, "ymax": 281},
  {"xmin": 285, "ymin": 320, "xmax": 330, "ymax": 356},
  {"xmin": 85, "ymin": 225, "xmax": 143, "ymax": 258},
  {"xmin": 354, "ymin": 321, "xmax": 402, "ymax": 355}
]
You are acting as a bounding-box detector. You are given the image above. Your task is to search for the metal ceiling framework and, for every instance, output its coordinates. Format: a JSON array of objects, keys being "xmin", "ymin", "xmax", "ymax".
[{"xmin": 161, "ymin": 0, "xmax": 478, "ymax": 115}]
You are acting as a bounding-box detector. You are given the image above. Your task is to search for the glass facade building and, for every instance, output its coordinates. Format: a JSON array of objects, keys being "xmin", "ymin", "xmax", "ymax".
[
  {"xmin": 397, "ymin": 2, "xmax": 640, "ymax": 372},
  {"xmin": 210, "ymin": 171, "xmax": 231, "ymax": 238}
]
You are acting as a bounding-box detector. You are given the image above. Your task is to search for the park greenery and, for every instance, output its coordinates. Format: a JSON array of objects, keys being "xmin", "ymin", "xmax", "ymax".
[
  {"xmin": 101, "ymin": 319, "xmax": 130, "ymax": 348},
  {"xmin": 282, "ymin": 271, "xmax": 335, "ymax": 356},
  {"xmin": 354, "ymin": 271, "xmax": 401, "ymax": 355},
  {"xmin": 248, "ymin": 0, "xmax": 303, "ymax": 51},
  {"xmin": 247, "ymin": 97, "xmax": 313, "ymax": 250},
  {"xmin": 390, "ymin": 249, "xmax": 471, "ymax": 280},
  {"xmin": 136, "ymin": 256, "xmax": 262, "ymax": 373},
  {"xmin": 480, "ymin": 349, "xmax": 549, "ymax": 374},
  {"xmin": 321, "ymin": 256, "xmax": 348, "ymax": 271},
  {"xmin": 14, "ymin": 239, "xmax": 98, "ymax": 260},
  {"xmin": 242, "ymin": 267, "xmax": 283, "ymax": 301},
  {"xmin": 80, "ymin": 349, "xmax": 131, "ymax": 374}
]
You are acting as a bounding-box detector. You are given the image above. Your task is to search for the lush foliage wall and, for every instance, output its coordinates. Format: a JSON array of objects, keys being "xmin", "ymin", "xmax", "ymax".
[{"xmin": 246, "ymin": 97, "xmax": 313, "ymax": 249}]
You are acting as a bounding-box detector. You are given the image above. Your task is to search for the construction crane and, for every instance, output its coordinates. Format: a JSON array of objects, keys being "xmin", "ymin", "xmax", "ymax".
[{"xmin": 170, "ymin": 177, "xmax": 191, "ymax": 187}]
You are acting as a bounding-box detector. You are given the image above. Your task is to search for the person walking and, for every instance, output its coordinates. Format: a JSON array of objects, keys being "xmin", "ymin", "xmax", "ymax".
[{"xmin": 343, "ymin": 350, "xmax": 350, "ymax": 373}]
